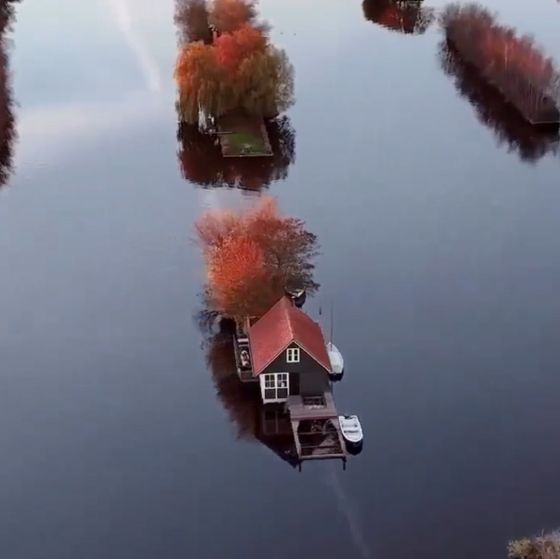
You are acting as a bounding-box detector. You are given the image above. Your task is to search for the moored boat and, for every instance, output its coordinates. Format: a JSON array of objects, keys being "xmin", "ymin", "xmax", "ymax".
[
  {"xmin": 285, "ymin": 286, "xmax": 306, "ymax": 308},
  {"xmin": 339, "ymin": 415, "xmax": 363, "ymax": 453},
  {"xmin": 327, "ymin": 341, "xmax": 344, "ymax": 380}
]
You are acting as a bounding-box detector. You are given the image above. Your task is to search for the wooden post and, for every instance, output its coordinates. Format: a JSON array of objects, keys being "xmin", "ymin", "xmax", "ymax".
[{"xmin": 291, "ymin": 420, "xmax": 302, "ymax": 460}]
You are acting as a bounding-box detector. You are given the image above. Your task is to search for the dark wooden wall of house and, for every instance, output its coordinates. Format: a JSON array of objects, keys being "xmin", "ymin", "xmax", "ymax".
[
  {"xmin": 299, "ymin": 369, "xmax": 329, "ymax": 395},
  {"xmin": 263, "ymin": 342, "xmax": 329, "ymax": 395}
]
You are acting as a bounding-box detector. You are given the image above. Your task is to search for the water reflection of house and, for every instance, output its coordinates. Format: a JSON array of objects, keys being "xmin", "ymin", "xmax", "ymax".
[
  {"xmin": 234, "ymin": 297, "xmax": 346, "ymax": 465},
  {"xmin": 362, "ymin": 0, "xmax": 434, "ymax": 35},
  {"xmin": 439, "ymin": 41, "xmax": 560, "ymax": 163}
]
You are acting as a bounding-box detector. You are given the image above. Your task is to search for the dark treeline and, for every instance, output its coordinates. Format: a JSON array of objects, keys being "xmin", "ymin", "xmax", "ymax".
[
  {"xmin": 362, "ymin": 0, "xmax": 434, "ymax": 35},
  {"xmin": 441, "ymin": 3, "xmax": 560, "ymax": 125},
  {"xmin": 439, "ymin": 41, "xmax": 560, "ymax": 163},
  {"xmin": 0, "ymin": 0, "xmax": 19, "ymax": 189},
  {"xmin": 177, "ymin": 115, "xmax": 295, "ymax": 189}
]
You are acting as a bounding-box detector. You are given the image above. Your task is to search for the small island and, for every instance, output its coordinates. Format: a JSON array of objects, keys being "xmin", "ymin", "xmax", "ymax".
[
  {"xmin": 441, "ymin": 3, "xmax": 560, "ymax": 126},
  {"xmin": 175, "ymin": 0, "xmax": 294, "ymax": 158},
  {"xmin": 195, "ymin": 198, "xmax": 359, "ymax": 467},
  {"xmin": 438, "ymin": 40, "xmax": 560, "ymax": 163}
]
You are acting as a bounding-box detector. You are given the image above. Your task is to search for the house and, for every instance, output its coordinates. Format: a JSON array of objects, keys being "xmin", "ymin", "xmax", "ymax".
[
  {"xmin": 245, "ymin": 296, "xmax": 331, "ymax": 399},
  {"xmin": 233, "ymin": 296, "xmax": 346, "ymax": 463}
]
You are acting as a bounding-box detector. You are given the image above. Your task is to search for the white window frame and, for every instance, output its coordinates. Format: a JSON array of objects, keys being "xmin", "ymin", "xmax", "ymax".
[
  {"xmin": 260, "ymin": 372, "xmax": 290, "ymax": 403},
  {"xmin": 286, "ymin": 347, "xmax": 300, "ymax": 363}
]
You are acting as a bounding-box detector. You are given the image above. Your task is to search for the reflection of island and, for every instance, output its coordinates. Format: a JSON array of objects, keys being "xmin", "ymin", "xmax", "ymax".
[
  {"xmin": 362, "ymin": 0, "xmax": 434, "ymax": 35},
  {"xmin": 177, "ymin": 115, "xmax": 295, "ymax": 189},
  {"xmin": 0, "ymin": 0, "xmax": 18, "ymax": 189},
  {"xmin": 439, "ymin": 41, "xmax": 560, "ymax": 163}
]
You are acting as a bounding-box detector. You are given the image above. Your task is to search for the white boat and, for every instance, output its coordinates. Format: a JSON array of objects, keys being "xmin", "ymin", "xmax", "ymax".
[
  {"xmin": 339, "ymin": 415, "xmax": 363, "ymax": 448},
  {"xmin": 327, "ymin": 342, "xmax": 344, "ymax": 379}
]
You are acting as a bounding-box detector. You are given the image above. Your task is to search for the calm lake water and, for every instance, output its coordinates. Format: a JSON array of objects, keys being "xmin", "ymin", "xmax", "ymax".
[{"xmin": 1, "ymin": 1, "xmax": 559, "ymax": 558}]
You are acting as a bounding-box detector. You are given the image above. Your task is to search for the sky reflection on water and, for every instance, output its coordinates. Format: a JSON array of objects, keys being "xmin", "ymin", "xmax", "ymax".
[{"xmin": 1, "ymin": 0, "xmax": 560, "ymax": 558}]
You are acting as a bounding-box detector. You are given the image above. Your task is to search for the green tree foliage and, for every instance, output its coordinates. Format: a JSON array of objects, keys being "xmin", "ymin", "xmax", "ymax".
[{"xmin": 236, "ymin": 48, "xmax": 294, "ymax": 117}]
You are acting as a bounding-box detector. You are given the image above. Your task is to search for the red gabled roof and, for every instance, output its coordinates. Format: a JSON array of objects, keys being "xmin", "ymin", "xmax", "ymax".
[{"xmin": 248, "ymin": 296, "xmax": 332, "ymax": 376}]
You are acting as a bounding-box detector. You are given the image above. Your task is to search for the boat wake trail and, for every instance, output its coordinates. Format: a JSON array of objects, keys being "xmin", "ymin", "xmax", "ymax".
[{"xmin": 325, "ymin": 468, "xmax": 373, "ymax": 559}]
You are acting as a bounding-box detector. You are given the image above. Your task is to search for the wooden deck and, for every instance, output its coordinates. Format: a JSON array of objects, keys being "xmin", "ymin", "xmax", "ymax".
[
  {"xmin": 287, "ymin": 393, "xmax": 338, "ymax": 420},
  {"xmin": 217, "ymin": 114, "xmax": 273, "ymax": 158},
  {"xmin": 232, "ymin": 334, "xmax": 257, "ymax": 383},
  {"xmin": 287, "ymin": 392, "xmax": 347, "ymax": 464}
]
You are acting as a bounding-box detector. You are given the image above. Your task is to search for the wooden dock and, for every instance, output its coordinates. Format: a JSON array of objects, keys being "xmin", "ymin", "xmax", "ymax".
[
  {"xmin": 217, "ymin": 114, "xmax": 273, "ymax": 158},
  {"xmin": 287, "ymin": 393, "xmax": 347, "ymax": 464}
]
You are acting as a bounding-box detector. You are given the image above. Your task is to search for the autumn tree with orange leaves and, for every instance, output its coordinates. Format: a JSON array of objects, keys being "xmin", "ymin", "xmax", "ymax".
[
  {"xmin": 210, "ymin": 0, "xmax": 262, "ymax": 34},
  {"xmin": 196, "ymin": 198, "xmax": 319, "ymax": 321},
  {"xmin": 174, "ymin": 0, "xmax": 294, "ymax": 125}
]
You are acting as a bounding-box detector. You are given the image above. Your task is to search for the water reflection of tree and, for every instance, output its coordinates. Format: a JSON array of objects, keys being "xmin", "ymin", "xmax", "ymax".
[
  {"xmin": 0, "ymin": 0, "xmax": 18, "ymax": 189},
  {"xmin": 205, "ymin": 328, "xmax": 259, "ymax": 440},
  {"xmin": 203, "ymin": 325, "xmax": 299, "ymax": 466},
  {"xmin": 362, "ymin": 0, "xmax": 435, "ymax": 35},
  {"xmin": 439, "ymin": 41, "xmax": 560, "ymax": 163},
  {"xmin": 177, "ymin": 115, "xmax": 295, "ymax": 189}
]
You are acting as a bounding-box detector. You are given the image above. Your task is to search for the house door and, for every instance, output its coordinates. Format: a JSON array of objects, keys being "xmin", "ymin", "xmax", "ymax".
[{"xmin": 289, "ymin": 373, "xmax": 300, "ymax": 396}]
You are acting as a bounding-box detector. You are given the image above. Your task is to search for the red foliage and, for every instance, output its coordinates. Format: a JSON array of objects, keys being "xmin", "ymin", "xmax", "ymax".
[
  {"xmin": 441, "ymin": 3, "xmax": 560, "ymax": 124},
  {"xmin": 362, "ymin": 0, "xmax": 434, "ymax": 35},
  {"xmin": 195, "ymin": 198, "xmax": 319, "ymax": 320},
  {"xmin": 174, "ymin": 0, "xmax": 293, "ymax": 124},
  {"xmin": 439, "ymin": 41, "xmax": 559, "ymax": 162},
  {"xmin": 209, "ymin": 235, "xmax": 273, "ymax": 319},
  {"xmin": 210, "ymin": 0, "xmax": 260, "ymax": 34},
  {"xmin": 215, "ymin": 24, "xmax": 266, "ymax": 72}
]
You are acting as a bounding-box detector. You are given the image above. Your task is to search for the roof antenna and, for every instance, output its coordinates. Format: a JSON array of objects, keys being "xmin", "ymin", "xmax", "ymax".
[{"xmin": 330, "ymin": 301, "xmax": 334, "ymax": 344}]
